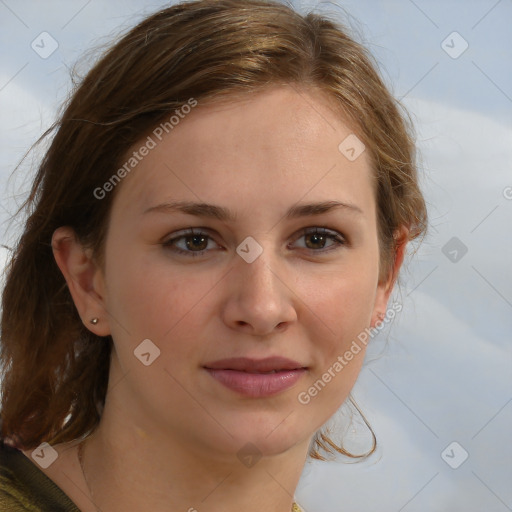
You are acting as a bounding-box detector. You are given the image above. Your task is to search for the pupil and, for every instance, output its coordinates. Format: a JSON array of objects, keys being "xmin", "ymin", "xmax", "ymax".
[
  {"xmin": 307, "ymin": 234, "xmax": 324, "ymax": 249},
  {"xmin": 187, "ymin": 235, "xmax": 207, "ymax": 250}
]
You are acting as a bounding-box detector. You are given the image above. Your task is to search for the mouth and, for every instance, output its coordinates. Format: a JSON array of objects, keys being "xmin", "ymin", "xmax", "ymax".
[
  {"xmin": 203, "ymin": 357, "xmax": 308, "ymax": 398},
  {"xmin": 203, "ymin": 356, "xmax": 306, "ymax": 372}
]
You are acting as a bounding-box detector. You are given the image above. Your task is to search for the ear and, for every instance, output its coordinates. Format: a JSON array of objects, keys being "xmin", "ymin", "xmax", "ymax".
[
  {"xmin": 51, "ymin": 226, "xmax": 111, "ymax": 336},
  {"xmin": 370, "ymin": 226, "xmax": 409, "ymax": 328}
]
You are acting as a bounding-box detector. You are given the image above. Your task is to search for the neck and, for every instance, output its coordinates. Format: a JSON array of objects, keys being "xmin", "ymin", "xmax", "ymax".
[{"xmin": 80, "ymin": 383, "xmax": 310, "ymax": 512}]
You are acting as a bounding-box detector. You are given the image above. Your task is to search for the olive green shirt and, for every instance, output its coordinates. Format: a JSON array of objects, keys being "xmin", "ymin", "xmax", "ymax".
[
  {"xmin": 0, "ymin": 440, "xmax": 80, "ymax": 511},
  {"xmin": 1, "ymin": 440, "xmax": 305, "ymax": 511}
]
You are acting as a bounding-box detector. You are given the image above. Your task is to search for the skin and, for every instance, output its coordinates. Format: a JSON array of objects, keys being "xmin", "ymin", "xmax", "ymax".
[{"xmin": 26, "ymin": 85, "xmax": 407, "ymax": 512}]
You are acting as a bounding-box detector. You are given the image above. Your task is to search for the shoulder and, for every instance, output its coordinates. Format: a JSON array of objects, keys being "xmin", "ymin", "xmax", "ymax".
[
  {"xmin": 0, "ymin": 488, "xmax": 31, "ymax": 511},
  {"xmin": 0, "ymin": 439, "xmax": 80, "ymax": 512},
  {"xmin": 0, "ymin": 440, "xmax": 35, "ymax": 510}
]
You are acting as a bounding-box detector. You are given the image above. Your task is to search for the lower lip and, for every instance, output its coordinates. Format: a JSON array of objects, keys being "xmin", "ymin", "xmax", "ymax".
[{"xmin": 204, "ymin": 368, "xmax": 307, "ymax": 398}]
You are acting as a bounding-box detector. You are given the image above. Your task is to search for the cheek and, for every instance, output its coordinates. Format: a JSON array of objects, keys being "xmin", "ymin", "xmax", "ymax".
[
  {"xmin": 298, "ymin": 259, "xmax": 378, "ymax": 409},
  {"xmin": 307, "ymin": 263, "xmax": 378, "ymax": 348},
  {"xmin": 103, "ymin": 248, "xmax": 222, "ymax": 368}
]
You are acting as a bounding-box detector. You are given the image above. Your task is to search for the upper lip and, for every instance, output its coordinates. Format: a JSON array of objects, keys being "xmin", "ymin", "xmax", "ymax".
[{"xmin": 203, "ymin": 357, "xmax": 306, "ymax": 373}]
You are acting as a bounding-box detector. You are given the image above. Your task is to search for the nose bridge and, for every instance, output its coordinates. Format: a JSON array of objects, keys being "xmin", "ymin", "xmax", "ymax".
[
  {"xmin": 236, "ymin": 238, "xmax": 281, "ymax": 301},
  {"xmin": 225, "ymin": 235, "xmax": 296, "ymax": 333}
]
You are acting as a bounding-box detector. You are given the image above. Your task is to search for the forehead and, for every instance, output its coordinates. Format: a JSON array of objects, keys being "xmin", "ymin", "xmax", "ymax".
[{"xmin": 110, "ymin": 85, "xmax": 375, "ymax": 222}]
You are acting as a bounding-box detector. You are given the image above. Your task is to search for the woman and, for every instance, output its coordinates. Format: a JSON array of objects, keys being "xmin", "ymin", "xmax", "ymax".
[{"xmin": 0, "ymin": 0, "xmax": 427, "ymax": 510}]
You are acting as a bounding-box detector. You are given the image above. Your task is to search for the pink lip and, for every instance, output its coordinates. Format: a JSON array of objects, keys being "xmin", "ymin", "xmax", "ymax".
[{"xmin": 203, "ymin": 357, "xmax": 307, "ymax": 398}]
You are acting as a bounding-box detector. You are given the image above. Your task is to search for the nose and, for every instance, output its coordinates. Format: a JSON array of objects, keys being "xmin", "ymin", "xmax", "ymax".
[{"xmin": 221, "ymin": 246, "xmax": 297, "ymax": 337}]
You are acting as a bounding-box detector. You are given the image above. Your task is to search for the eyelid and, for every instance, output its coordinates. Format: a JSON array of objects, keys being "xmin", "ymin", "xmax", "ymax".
[
  {"xmin": 294, "ymin": 226, "xmax": 347, "ymax": 243},
  {"xmin": 161, "ymin": 227, "xmax": 218, "ymax": 246},
  {"xmin": 162, "ymin": 225, "xmax": 347, "ymax": 257},
  {"xmin": 161, "ymin": 227, "xmax": 220, "ymax": 257}
]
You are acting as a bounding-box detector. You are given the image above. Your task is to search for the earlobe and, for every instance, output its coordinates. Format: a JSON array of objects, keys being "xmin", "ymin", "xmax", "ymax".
[{"xmin": 51, "ymin": 227, "xmax": 111, "ymax": 336}]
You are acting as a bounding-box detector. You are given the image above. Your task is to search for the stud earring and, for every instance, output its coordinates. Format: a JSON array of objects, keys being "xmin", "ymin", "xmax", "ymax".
[{"xmin": 90, "ymin": 318, "xmax": 99, "ymax": 325}]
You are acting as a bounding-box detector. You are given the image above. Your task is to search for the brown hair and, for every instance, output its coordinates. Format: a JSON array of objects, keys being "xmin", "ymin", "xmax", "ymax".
[{"xmin": 0, "ymin": 0, "xmax": 427, "ymax": 458}]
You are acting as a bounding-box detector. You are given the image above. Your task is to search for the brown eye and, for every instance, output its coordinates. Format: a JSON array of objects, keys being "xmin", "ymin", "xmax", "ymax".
[
  {"xmin": 163, "ymin": 226, "xmax": 346, "ymax": 259},
  {"xmin": 163, "ymin": 229, "xmax": 219, "ymax": 257},
  {"xmin": 293, "ymin": 227, "xmax": 346, "ymax": 253},
  {"xmin": 183, "ymin": 234, "xmax": 209, "ymax": 251}
]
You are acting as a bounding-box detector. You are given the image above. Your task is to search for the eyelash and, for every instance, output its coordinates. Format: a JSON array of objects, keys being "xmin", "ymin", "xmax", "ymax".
[{"xmin": 162, "ymin": 227, "xmax": 346, "ymax": 258}]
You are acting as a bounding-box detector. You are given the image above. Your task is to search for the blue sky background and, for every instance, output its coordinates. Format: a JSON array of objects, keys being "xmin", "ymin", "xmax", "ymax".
[{"xmin": 0, "ymin": 1, "xmax": 511, "ymax": 511}]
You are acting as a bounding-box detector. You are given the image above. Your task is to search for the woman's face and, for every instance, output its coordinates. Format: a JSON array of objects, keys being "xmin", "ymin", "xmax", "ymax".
[{"xmin": 91, "ymin": 85, "xmax": 396, "ymax": 458}]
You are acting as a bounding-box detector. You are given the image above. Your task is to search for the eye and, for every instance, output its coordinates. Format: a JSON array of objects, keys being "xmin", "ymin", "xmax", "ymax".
[
  {"xmin": 291, "ymin": 227, "xmax": 346, "ymax": 253},
  {"xmin": 162, "ymin": 226, "xmax": 346, "ymax": 258},
  {"xmin": 162, "ymin": 228, "xmax": 220, "ymax": 257}
]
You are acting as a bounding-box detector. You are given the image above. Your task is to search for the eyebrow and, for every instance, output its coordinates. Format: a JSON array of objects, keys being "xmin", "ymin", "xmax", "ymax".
[{"xmin": 143, "ymin": 200, "xmax": 363, "ymax": 221}]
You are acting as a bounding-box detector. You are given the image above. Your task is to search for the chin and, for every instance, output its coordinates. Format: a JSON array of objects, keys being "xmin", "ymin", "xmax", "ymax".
[{"xmin": 196, "ymin": 409, "xmax": 313, "ymax": 460}]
